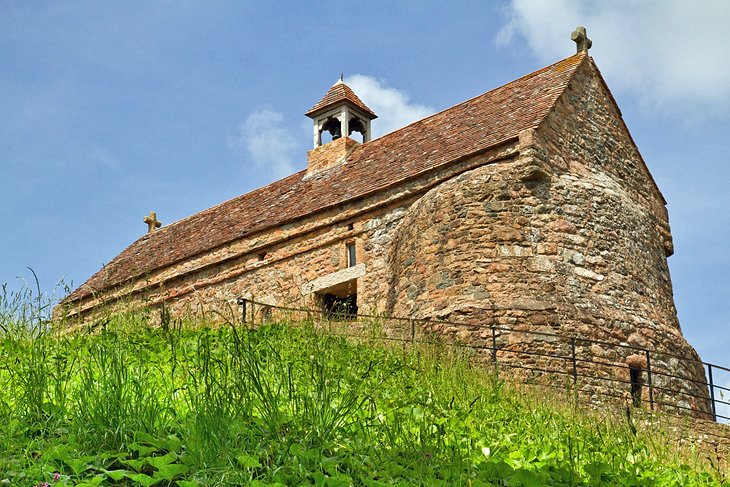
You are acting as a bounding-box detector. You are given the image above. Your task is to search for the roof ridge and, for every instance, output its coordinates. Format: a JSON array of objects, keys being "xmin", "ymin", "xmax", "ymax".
[
  {"xmin": 533, "ymin": 52, "xmax": 590, "ymax": 132},
  {"xmin": 368, "ymin": 52, "xmax": 587, "ymax": 141}
]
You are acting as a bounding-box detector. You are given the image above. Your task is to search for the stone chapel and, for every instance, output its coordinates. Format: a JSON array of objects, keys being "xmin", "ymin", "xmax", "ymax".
[{"xmin": 60, "ymin": 30, "xmax": 711, "ymax": 415}]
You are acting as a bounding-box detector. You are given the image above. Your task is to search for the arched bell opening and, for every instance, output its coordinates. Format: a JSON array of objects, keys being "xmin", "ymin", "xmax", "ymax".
[
  {"xmin": 348, "ymin": 117, "xmax": 367, "ymax": 143},
  {"xmin": 320, "ymin": 117, "xmax": 342, "ymax": 144}
]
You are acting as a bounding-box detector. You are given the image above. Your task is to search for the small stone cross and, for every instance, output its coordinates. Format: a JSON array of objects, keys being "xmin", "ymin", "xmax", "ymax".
[
  {"xmin": 571, "ymin": 26, "xmax": 592, "ymax": 53},
  {"xmin": 143, "ymin": 211, "xmax": 161, "ymax": 233}
]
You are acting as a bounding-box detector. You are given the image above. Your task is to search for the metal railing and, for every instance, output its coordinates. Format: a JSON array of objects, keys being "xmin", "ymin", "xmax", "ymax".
[{"xmin": 236, "ymin": 298, "xmax": 730, "ymax": 423}]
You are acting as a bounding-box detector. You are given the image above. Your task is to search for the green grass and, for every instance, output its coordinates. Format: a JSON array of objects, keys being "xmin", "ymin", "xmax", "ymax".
[{"xmin": 0, "ymin": 291, "xmax": 727, "ymax": 485}]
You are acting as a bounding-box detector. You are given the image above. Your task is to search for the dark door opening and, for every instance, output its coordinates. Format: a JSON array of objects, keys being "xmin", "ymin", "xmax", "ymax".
[
  {"xmin": 629, "ymin": 367, "xmax": 643, "ymax": 407},
  {"xmin": 321, "ymin": 293, "xmax": 358, "ymax": 320}
]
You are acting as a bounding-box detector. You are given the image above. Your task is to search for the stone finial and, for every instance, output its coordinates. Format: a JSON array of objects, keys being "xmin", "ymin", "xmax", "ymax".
[
  {"xmin": 144, "ymin": 211, "xmax": 161, "ymax": 234},
  {"xmin": 626, "ymin": 354, "xmax": 647, "ymax": 370},
  {"xmin": 571, "ymin": 26, "xmax": 592, "ymax": 53}
]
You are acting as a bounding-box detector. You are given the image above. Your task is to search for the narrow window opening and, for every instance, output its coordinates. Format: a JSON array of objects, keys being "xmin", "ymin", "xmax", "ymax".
[
  {"xmin": 629, "ymin": 366, "xmax": 643, "ymax": 407},
  {"xmin": 346, "ymin": 242, "xmax": 356, "ymax": 267},
  {"xmin": 257, "ymin": 252, "xmax": 267, "ymax": 262},
  {"xmin": 346, "ymin": 222, "xmax": 354, "ymax": 231}
]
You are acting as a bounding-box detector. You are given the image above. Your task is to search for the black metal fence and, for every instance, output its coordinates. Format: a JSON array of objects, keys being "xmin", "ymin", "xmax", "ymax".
[{"xmin": 236, "ymin": 298, "xmax": 730, "ymax": 424}]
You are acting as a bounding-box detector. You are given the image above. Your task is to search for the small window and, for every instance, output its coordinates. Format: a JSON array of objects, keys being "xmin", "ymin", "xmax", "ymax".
[
  {"xmin": 347, "ymin": 222, "xmax": 354, "ymax": 231},
  {"xmin": 257, "ymin": 252, "xmax": 267, "ymax": 262},
  {"xmin": 346, "ymin": 242, "xmax": 356, "ymax": 267}
]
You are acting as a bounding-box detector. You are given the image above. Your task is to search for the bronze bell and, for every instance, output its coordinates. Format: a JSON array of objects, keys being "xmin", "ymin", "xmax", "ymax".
[
  {"xmin": 329, "ymin": 123, "xmax": 341, "ymax": 140},
  {"xmin": 323, "ymin": 117, "xmax": 341, "ymax": 140}
]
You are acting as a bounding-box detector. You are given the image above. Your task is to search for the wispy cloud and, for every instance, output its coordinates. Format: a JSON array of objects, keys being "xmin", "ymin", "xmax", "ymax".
[
  {"xmin": 231, "ymin": 78, "xmax": 434, "ymax": 173},
  {"xmin": 229, "ymin": 109, "xmax": 297, "ymax": 178},
  {"xmin": 346, "ymin": 75, "xmax": 434, "ymax": 138},
  {"xmin": 498, "ymin": 0, "xmax": 730, "ymax": 113}
]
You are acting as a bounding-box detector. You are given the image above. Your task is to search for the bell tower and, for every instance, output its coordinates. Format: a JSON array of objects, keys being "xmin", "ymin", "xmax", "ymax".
[
  {"xmin": 304, "ymin": 77, "xmax": 377, "ymax": 178},
  {"xmin": 305, "ymin": 77, "xmax": 377, "ymax": 148}
]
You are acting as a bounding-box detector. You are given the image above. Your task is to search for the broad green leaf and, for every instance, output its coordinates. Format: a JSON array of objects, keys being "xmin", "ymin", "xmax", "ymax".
[
  {"xmin": 324, "ymin": 475, "xmax": 352, "ymax": 487},
  {"xmin": 134, "ymin": 431, "xmax": 158, "ymax": 444},
  {"xmin": 236, "ymin": 453, "xmax": 261, "ymax": 469},
  {"xmin": 147, "ymin": 452, "xmax": 177, "ymax": 469},
  {"xmin": 122, "ymin": 457, "xmax": 147, "ymax": 471},
  {"xmin": 288, "ymin": 443, "xmax": 306, "ymax": 456},
  {"xmin": 42, "ymin": 444, "xmax": 72, "ymax": 462},
  {"xmin": 100, "ymin": 469, "xmax": 131, "ymax": 481},
  {"xmin": 74, "ymin": 474, "xmax": 106, "ymax": 487},
  {"xmin": 128, "ymin": 472, "xmax": 158, "ymax": 487},
  {"xmin": 362, "ymin": 480, "xmax": 389, "ymax": 487},
  {"xmin": 64, "ymin": 458, "xmax": 90, "ymax": 475},
  {"xmin": 153, "ymin": 463, "xmax": 189, "ymax": 481},
  {"xmin": 129, "ymin": 442, "xmax": 159, "ymax": 457},
  {"xmin": 161, "ymin": 434, "xmax": 183, "ymax": 451}
]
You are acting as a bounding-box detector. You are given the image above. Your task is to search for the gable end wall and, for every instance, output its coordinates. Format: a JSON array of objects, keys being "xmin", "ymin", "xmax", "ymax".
[{"xmin": 384, "ymin": 60, "xmax": 709, "ymax": 415}]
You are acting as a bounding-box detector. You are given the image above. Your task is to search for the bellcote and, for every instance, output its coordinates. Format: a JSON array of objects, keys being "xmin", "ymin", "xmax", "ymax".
[
  {"xmin": 304, "ymin": 78, "xmax": 377, "ymax": 178},
  {"xmin": 305, "ymin": 78, "xmax": 377, "ymax": 147}
]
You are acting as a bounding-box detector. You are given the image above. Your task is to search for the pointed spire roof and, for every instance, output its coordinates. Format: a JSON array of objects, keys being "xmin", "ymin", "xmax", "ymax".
[{"xmin": 305, "ymin": 79, "xmax": 377, "ymax": 119}]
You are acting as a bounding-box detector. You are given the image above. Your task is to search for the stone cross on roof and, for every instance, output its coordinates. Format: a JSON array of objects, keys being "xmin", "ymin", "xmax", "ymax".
[
  {"xmin": 144, "ymin": 211, "xmax": 161, "ymax": 234},
  {"xmin": 571, "ymin": 26, "xmax": 592, "ymax": 53}
]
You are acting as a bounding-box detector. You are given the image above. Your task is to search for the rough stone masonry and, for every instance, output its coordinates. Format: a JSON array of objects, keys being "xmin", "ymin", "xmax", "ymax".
[{"xmin": 59, "ymin": 37, "xmax": 712, "ymax": 417}]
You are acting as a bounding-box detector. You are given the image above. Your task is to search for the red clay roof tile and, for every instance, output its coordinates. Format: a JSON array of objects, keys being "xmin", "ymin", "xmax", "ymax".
[{"xmin": 305, "ymin": 80, "xmax": 378, "ymax": 119}]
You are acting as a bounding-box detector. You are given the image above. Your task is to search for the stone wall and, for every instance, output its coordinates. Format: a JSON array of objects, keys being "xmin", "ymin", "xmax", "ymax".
[{"xmin": 383, "ymin": 60, "xmax": 710, "ymax": 416}]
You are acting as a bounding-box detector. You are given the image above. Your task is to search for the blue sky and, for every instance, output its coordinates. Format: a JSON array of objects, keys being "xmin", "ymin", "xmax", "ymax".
[{"xmin": 1, "ymin": 1, "xmax": 728, "ymax": 378}]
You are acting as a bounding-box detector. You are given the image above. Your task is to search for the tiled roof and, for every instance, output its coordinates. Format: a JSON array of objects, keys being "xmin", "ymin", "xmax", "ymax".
[
  {"xmin": 66, "ymin": 53, "xmax": 587, "ymax": 302},
  {"xmin": 305, "ymin": 80, "xmax": 378, "ymax": 119}
]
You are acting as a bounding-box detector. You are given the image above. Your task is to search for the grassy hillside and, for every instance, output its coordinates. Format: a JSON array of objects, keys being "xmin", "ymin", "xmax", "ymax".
[{"xmin": 0, "ymin": 299, "xmax": 727, "ymax": 485}]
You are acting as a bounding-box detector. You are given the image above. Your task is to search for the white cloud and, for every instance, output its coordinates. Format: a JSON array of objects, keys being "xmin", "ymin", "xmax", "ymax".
[
  {"xmin": 231, "ymin": 79, "xmax": 433, "ymax": 172},
  {"xmin": 499, "ymin": 0, "xmax": 730, "ymax": 113},
  {"xmin": 229, "ymin": 109, "xmax": 297, "ymax": 178},
  {"xmin": 346, "ymin": 75, "xmax": 435, "ymax": 138}
]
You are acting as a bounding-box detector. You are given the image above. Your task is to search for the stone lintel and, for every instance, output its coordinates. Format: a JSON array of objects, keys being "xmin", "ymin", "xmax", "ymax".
[{"xmin": 302, "ymin": 263, "xmax": 366, "ymax": 295}]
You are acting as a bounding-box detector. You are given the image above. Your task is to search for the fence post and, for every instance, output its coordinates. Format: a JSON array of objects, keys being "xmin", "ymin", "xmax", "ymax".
[
  {"xmin": 410, "ymin": 319, "xmax": 415, "ymax": 342},
  {"xmin": 491, "ymin": 326, "xmax": 498, "ymax": 375},
  {"xmin": 645, "ymin": 349, "xmax": 654, "ymax": 411},
  {"xmin": 708, "ymin": 364, "xmax": 717, "ymax": 422},
  {"xmin": 239, "ymin": 298, "xmax": 247, "ymax": 324},
  {"xmin": 571, "ymin": 337, "xmax": 578, "ymax": 388}
]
